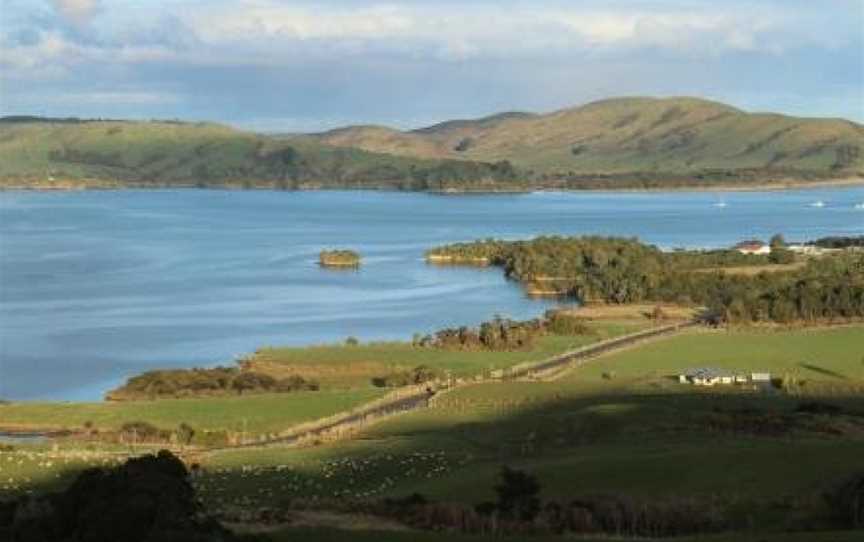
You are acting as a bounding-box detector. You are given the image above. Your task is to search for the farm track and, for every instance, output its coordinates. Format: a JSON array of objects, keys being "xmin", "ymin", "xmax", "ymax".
[
  {"xmin": 524, "ymin": 320, "xmax": 700, "ymax": 381},
  {"xmin": 203, "ymin": 320, "xmax": 699, "ymax": 454}
]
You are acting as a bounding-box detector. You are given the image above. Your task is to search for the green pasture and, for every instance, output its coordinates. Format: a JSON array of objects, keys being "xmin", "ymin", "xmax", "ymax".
[
  {"xmin": 564, "ymin": 325, "xmax": 864, "ymax": 389},
  {"xmin": 3, "ymin": 325, "xmax": 864, "ymax": 540},
  {"xmin": 250, "ymin": 321, "xmax": 648, "ymax": 388},
  {"xmin": 0, "ymin": 448, "xmax": 133, "ymax": 497},
  {"xmin": 0, "ymin": 389, "xmax": 385, "ymax": 434}
]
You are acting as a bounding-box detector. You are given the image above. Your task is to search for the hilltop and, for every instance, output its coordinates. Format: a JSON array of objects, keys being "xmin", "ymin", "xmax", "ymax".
[
  {"xmin": 313, "ymin": 97, "xmax": 864, "ymax": 180},
  {"xmin": 2, "ymin": 96, "xmax": 863, "ymax": 190}
]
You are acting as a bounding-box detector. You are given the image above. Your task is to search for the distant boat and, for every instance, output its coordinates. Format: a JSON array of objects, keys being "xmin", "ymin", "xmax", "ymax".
[
  {"xmin": 855, "ymin": 203, "xmax": 864, "ymax": 210},
  {"xmin": 713, "ymin": 201, "xmax": 728, "ymax": 208},
  {"xmin": 810, "ymin": 200, "xmax": 826, "ymax": 208}
]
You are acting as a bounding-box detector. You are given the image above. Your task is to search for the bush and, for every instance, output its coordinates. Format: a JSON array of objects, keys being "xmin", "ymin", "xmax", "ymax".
[
  {"xmin": 176, "ymin": 423, "xmax": 195, "ymax": 446},
  {"xmin": 825, "ymin": 473, "xmax": 864, "ymax": 528},
  {"xmin": 231, "ymin": 371, "xmax": 277, "ymax": 394},
  {"xmin": 768, "ymin": 247, "xmax": 795, "ymax": 264},
  {"xmin": 108, "ymin": 367, "xmax": 319, "ymax": 399},
  {"xmin": 796, "ymin": 401, "xmax": 843, "ymax": 416},
  {"xmin": 545, "ymin": 310, "xmax": 592, "ymax": 335},
  {"xmin": 433, "ymin": 317, "xmax": 545, "ymax": 351},
  {"xmin": 120, "ymin": 421, "xmax": 170, "ymax": 443},
  {"xmin": 275, "ymin": 375, "xmax": 320, "ymax": 392},
  {"xmin": 373, "ymin": 365, "xmax": 439, "ymax": 388},
  {"xmin": 494, "ymin": 466, "xmax": 542, "ymax": 521}
]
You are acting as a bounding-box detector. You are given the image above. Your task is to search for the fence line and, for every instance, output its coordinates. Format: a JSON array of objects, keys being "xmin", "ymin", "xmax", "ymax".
[{"xmin": 200, "ymin": 321, "xmax": 698, "ymax": 453}]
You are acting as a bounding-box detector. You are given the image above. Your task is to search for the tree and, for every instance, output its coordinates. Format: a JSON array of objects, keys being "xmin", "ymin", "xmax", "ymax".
[
  {"xmin": 231, "ymin": 371, "xmax": 276, "ymax": 394},
  {"xmin": 769, "ymin": 247, "xmax": 795, "ymax": 264},
  {"xmin": 0, "ymin": 450, "xmax": 242, "ymax": 542},
  {"xmin": 177, "ymin": 423, "xmax": 195, "ymax": 446},
  {"xmin": 825, "ymin": 472, "xmax": 864, "ymax": 527},
  {"xmin": 769, "ymin": 233, "xmax": 787, "ymax": 249},
  {"xmin": 494, "ymin": 466, "xmax": 542, "ymax": 521}
]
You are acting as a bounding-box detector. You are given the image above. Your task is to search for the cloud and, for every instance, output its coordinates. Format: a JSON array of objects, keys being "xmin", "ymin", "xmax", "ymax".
[
  {"xmin": 0, "ymin": 30, "xmax": 180, "ymax": 80},
  {"xmin": 49, "ymin": 0, "xmax": 102, "ymax": 25},
  {"xmin": 0, "ymin": 1, "xmax": 860, "ymax": 124},
  {"xmin": 181, "ymin": 1, "xmax": 838, "ymax": 60}
]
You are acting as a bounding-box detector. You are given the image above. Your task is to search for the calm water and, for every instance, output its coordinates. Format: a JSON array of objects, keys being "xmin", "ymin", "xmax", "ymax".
[{"xmin": 1, "ymin": 188, "xmax": 862, "ymax": 401}]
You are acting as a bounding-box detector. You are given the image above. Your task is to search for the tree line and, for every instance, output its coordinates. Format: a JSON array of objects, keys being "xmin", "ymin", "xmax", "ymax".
[{"xmin": 428, "ymin": 236, "xmax": 864, "ymax": 324}]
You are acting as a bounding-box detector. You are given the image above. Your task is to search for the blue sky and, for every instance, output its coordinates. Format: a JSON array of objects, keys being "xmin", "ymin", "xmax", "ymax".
[{"xmin": 1, "ymin": 0, "xmax": 862, "ymax": 131}]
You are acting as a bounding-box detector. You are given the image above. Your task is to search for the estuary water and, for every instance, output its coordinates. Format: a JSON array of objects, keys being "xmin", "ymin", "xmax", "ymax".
[{"xmin": 1, "ymin": 187, "xmax": 863, "ymax": 401}]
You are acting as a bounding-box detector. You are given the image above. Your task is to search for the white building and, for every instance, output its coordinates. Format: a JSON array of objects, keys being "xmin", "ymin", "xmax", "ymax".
[
  {"xmin": 734, "ymin": 240, "xmax": 771, "ymax": 255},
  {"xmin": 678, "ymin": 368, "xmax": 771, "ymax": 386}
]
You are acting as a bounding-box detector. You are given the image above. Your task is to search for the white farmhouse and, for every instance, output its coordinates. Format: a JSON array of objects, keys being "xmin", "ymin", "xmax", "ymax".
[{"xmin": 734, "ymin": 240, "xmax": 771, "ymax": 255}]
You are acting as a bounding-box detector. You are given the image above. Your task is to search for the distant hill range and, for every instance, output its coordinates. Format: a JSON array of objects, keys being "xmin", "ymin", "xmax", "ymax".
[{"xmin": 2, "ymin": 97, "xmax": 862, "ymax": 191}]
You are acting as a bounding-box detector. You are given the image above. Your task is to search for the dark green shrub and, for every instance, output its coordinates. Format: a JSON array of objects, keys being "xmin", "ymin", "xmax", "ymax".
[
  {"xmin": 120, "ymin": 421, "xmax": 169, "ymax": 442},
  {"xmin": 825, "ymin": 472, "xmax": 864, "ymax": 528},
  {"xmin": 176, "ymin": 423, "xmax": 195, "ymax": 446},
  {"xmin": 373, "ymin": 365, "xmax": 439, "ymax": 387},
  {"xmin": 494, "ymin": 466, "xmax": 542, "ymax": 521},
  {"xmin": 545, "ymin": 310, "xmax": 592, "ymax": 335}
]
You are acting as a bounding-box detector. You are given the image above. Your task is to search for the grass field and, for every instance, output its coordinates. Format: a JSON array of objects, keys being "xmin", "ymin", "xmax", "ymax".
[
  {"xmin": 182, "ymin": 325, "xmax": 864, "ymax": 513},
  {"xmin": 163, "ymin": 326, "xmax": 863, "ymax": 512},
  {"xmin": 247, "ymin": 321, "xmax": 649, "ymax": 388},
  {"xmin": 0, "ymin": 388, "xmax": 385, "ymax": 434},
  {"xmin": 0, "ymin": 448, "xmax": 130, "ymax": 496},
  {"xmin": 3, "ymin": 325, "xmax": 863, "ymax": 540},
  {"xmin": 563, "ymin": 325, "xmax": 864, "ymax": 390}
]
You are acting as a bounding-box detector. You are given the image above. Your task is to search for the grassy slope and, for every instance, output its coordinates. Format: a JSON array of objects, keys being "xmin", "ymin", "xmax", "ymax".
[
  {"xmin": 3, "ymin": 97, "xmax": 862, "ymax": 189},
  {"xmin": 563, "ymin": 325, "xmax": 864, "ymax": 387},
  {"xmin": 3, "ymin": 326, "xmax": 864, "ymax": 540},
  {"xmin": 0, "ymin": 119, "xmax": 511, "ymax": 188},
  {"xmin": 315, "ymin": 96, "xmax": 864, "ymax": 176},
  {"xmin": 188, "ymin": 326, "xmax": 864, "ymax": 509}
]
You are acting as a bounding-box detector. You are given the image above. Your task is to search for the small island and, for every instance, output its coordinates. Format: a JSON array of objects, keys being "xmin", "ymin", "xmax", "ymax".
[{"xmin": 319, "ymin": 249, "xmax": 362, "ymax": 268}]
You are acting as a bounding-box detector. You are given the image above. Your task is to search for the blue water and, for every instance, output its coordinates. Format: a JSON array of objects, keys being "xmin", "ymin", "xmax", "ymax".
[{"xmin": 1, "ymin": 188, "xmax": 862, "ymax": 401}]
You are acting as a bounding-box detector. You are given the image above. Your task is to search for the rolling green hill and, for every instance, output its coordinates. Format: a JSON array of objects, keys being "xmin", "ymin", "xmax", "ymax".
[
  {"xmin": 2, "ymin": 96, "xmax": 862, "ymax": 190},
  {"xmin": 314, "ymin": 96, "xmax": 864, "ymax": 180},
  {"xmin": 0, "ymin": 118, "xmax": 519, "ymax": 191}
]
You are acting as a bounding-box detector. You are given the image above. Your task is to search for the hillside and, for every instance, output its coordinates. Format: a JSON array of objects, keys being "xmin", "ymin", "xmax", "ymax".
[
  {"xmin": 313, "ymin": 96, "xmax": 864, "ymax": 180},
  {"xmin": 0, "ymin": 118, "xmax": 519, "ymax": 191},
  {"xmin": 2, "ymin": 96, "xmax": 863, "ymax": 191}
]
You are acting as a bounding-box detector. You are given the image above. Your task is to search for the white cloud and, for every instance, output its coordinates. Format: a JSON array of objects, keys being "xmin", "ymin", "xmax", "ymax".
[
  {"xmin": 1, "ymin": 1, "xmax": 855, "ymax": 78},
  {"xmin": 49, "ymin": 0, "xmax": 102, "ymax": 25},
  {"xmin": 0, "ymin": 30, "xmax": 180, "ymax": 80},
  {"xmin": 180, "ymin": 2, "xmax": 813, "ymax": 59}
]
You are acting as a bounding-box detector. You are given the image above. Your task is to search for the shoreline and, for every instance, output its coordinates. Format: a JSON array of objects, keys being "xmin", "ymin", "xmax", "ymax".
[{"xmin": 1, "ymin": 177, "xmax": 862, "ymax": 194}]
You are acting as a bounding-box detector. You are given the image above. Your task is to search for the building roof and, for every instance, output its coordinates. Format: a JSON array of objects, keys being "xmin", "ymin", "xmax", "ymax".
[
  {"xmin": 683, "ymin": 367, "xmax": 735, "ymax": 379},
  {"xmin": 734, "ymin": 240, "xmax": 766, "ymax": 250}
]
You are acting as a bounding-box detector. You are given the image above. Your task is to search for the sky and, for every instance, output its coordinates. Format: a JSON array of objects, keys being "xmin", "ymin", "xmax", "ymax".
[{"xmin": 1, "ymin": 0, "xmax": 862, "ymax": 132}]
